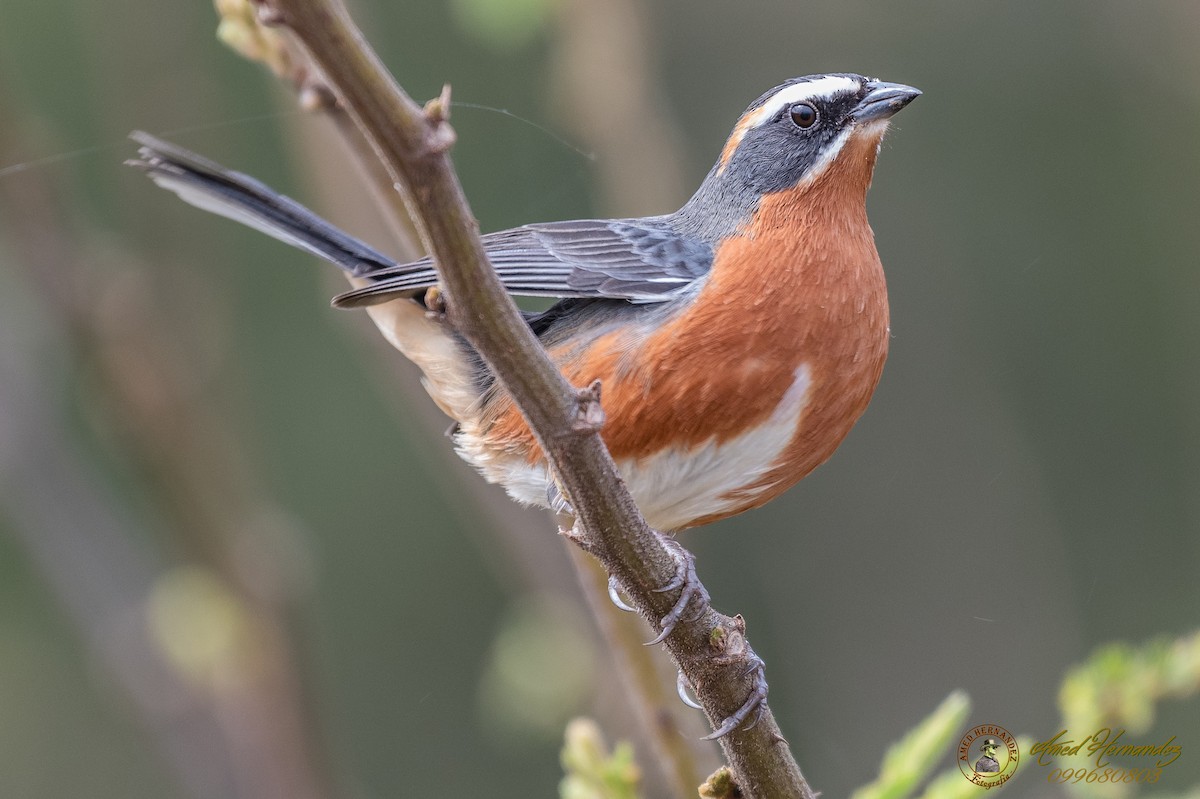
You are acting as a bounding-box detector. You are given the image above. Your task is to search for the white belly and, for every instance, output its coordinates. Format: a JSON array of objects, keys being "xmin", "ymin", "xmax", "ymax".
[{"xmin": 474, "ymin": 364, "xmax": 813, "ymax": 531}]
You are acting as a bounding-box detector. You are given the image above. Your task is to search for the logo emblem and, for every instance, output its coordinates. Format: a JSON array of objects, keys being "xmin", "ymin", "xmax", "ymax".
[{"xmin": 958, "ymin": 724, "xmax": 1019, "ymax": 788}]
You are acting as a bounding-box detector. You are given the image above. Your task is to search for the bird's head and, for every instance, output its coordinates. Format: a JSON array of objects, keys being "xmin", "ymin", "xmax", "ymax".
[{"xmin": 677, "ymin": 74, "xmax": 920, "ymax": 236}]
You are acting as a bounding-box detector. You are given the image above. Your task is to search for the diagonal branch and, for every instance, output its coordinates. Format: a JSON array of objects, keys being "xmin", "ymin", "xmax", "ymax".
[
  {"xmin": 248, "ymin": 0, "xmax": 813, "ymax": 794},
  {"xmin": 219, "ymin": 5, "xmax": 711, "ymax": 794}
]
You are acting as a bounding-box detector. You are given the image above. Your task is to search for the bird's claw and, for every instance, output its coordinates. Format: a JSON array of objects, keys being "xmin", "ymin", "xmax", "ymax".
[
  {"xmin": 646, "ymin": 536, "xmax": 710, "ymax": 646},
  {"xmin": 676, "ymin": 669, "xmax": 704, "ymax": 710},
  {"xmin": 546, "ymin": 481, "xmax": 574, "ymax": 517},
  {"xmin": 703, "ymin": 653, "xmax": 768, "ymax": 740},
  {"xmin": 607, "ymin": 576, "xmax": 636, "ymax": 613}
]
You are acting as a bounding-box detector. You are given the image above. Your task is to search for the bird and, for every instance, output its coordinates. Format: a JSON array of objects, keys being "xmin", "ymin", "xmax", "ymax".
[
  {"xmin": 131, "ymin": 72, "xmax": 918, "ymax": 740},
  {"xmin": 129, "ymin": 73, "xmax": 919, "ymax": 538}
]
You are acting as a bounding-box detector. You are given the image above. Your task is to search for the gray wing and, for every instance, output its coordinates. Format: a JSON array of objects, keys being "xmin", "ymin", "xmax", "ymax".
[
  {"xmin": 128, "ymin": 132, "xmax": 713, "ymax": 309},
  {"xmin": 332, "ymin": 218, "xmax": 714, "ymax": 307}
]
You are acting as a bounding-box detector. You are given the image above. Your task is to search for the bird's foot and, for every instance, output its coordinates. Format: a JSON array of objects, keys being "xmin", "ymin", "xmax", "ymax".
[
  {"xmin": 646, "ymin": 534, "xmax": 710, "ymax": 645},
  {"xmin": 703, "ymin": 652, "xmax": 768, "ymax": 740},
  {"xmin": 547, "ymin": 481, "xmax": 574, "ymax": 517}
]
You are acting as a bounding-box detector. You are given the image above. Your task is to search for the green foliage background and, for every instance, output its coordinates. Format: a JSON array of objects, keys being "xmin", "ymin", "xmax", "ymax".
[{"xmin": 1, "ymin": 1, "xmax": 1197, "ymax": 797}]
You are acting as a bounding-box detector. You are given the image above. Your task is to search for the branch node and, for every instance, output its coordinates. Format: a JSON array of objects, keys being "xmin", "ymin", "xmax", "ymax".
[
  {"xmin": 423, "ymin": 285, "xmax": 447, "ymax": 318},
  {"xmin": 420, "ymin": 85, "xmax": 457, "ymax": 155},
  {"xmin": 298, "ymin": 79, "xmax": 337, "ymax": 112},
  {"xmin": 562, "ymin": 517, "xmax": 601, "ymax": 557},
  {"xmin": 252, "ymin": 0, "xmax": 287, "ymax": 27},
  {"xmin": 425, "ymin": 124, "xmax": 457, "ymax": 155},
  {"xmin": 424, "ymin": 83, "xmax": 452, "ymax": 123},
  {"xmin": 571, "ymin": 379, "xmax": 605, "ymax": 434},
  {"xmin": 698, "ymin": 766, "xmax": 741, "ymax": 799},
  {"xmin": 709, "ymin": 625, "xmax": 728, "ymax": 652},
  {"xmin": 711, "ymin": 616, "xmax": 749, "ymax": 661}
]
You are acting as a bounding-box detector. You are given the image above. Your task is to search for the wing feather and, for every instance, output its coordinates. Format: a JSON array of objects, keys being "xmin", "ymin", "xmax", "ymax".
[
  {"xmin": 128, "ymin": 132, "xmax": 715, "ymax": 311},
  {"xmin": 332, "ymin": 218, "xmax": 713, "ymax": 308}
]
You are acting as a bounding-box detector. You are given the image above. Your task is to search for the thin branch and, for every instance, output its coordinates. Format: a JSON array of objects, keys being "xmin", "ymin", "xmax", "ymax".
[
  {"xmin": 224, "ymin": 9, "xmax": 686, "ymax": 785},
  {"xmin": 248, "ymin": 0, "xmax": 814, "ymax": 794}
]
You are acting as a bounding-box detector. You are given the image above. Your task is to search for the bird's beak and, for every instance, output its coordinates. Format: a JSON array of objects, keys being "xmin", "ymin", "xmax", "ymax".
[{"xmin": 852, "ymin": 81, "xmax": 921, "ymax": 123}]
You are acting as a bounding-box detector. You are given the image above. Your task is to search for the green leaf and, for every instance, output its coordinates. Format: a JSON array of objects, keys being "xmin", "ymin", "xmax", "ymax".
[
  {"xmin": 559, "ymin": 718, "xmax": 641, "ymax": 799},
  {"xmin": 852, "ymin": 691, "xmax": 971, "ymax": 799}
]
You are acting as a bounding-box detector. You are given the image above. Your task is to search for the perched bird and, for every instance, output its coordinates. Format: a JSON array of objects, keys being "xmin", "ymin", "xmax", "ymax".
[{"xmin": 130, "ymin": 73, "xmax": 918, "ymax": 534}]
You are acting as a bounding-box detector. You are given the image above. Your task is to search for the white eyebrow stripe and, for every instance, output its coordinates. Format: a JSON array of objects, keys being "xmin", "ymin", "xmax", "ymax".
[{"xmin": 748, "ymin": 75, "xmax": 861, "ymax": 129}]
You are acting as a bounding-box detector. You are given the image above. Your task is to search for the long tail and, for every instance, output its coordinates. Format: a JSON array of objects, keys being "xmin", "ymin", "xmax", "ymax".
[
  {"xmin": 127, "ymin": 131, "xmax": 397, "ymax": 277},
  {"xmin": 129, "ymin": 132, "xmax": 495, "ymax": 429}
]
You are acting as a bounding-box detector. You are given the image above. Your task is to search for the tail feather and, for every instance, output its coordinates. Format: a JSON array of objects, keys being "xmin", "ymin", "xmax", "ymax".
[
  {"xmin": 127, "ymin": 131, "xmax": 398, "ymax": 278},
  {"xmin": 128, "ymin": 132, "xmax": 500, "ymax": 436}
]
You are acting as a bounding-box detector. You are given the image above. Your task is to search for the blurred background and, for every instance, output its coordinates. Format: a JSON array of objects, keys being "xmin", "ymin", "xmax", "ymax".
[{"xmin": 1, "ymin": 0, "xmax": 1198, "ymax": 797}]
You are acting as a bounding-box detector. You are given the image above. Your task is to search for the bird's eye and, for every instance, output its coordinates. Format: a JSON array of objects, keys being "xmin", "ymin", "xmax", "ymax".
[{"xmin": 789, "ymin": 103, "xmax": 818, "ymax": 129}]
